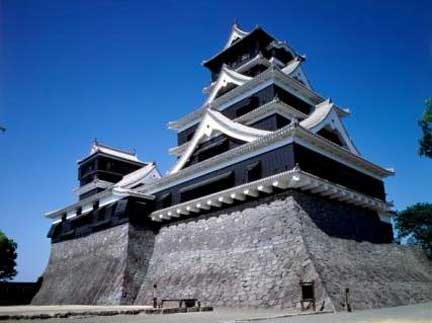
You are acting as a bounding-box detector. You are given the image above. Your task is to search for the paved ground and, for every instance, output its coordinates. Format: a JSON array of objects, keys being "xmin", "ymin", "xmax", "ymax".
[
  {"xmin": 1, "ymin": 302, "xmax": 431, "ymax": 322},
  {"xmin": 0, "ymin": 305, "xmax": 151, "ymax": 316}
]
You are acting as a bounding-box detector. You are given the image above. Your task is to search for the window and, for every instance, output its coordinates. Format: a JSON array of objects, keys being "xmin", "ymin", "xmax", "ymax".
[
  {"xmin": 276, "ymin": 115, "xmax": 291, "ymax": 128},
  {"xmin": 215, "ymin": 82, "xmax": 238, "ymax": 99},
  {"xmin": 180, "ymin": 172, "xmax": 234, "ymax": 202},
  {"xmin": 235, "ymin": 96, "xmax": 259, "ymax": 117},
  {"xmin": 247, "ymin": 162, "xmax": 262, "ymax": 182},
  {"xmin": 197, "ymin": 139, "xmax": 229, "ymax": 162},
  {"xmin": 76, "ymin": 207, "xmax": 82, "ymax": 216},
  {"xmin": 160, "ymin": 193, "xmax": 172, "ymax": 208},
  {"xmin": 93, "ymin": 200, "xmax": 99, "ymax": 210}
]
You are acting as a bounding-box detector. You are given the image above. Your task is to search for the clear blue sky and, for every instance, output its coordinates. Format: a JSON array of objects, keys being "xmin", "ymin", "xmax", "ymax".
[{"xmin": 0, "ymin": 0, "xmax": 431, "ymax": 281}]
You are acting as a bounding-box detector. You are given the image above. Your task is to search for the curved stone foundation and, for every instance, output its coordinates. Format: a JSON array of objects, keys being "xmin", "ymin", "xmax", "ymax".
[
  {"xmin": 34, "ymin": 191, "xmax": 432, "ymax": 310},
  {"xmin": 32, "ymin": 224, "xmax": 154, "ymax": 305},
  {"xmin": 134, "ymin": 194, "xmax": 331, "ymax": 309},
  {"xmin": 134, "ymin": 191, "xmax": 432, "ymax": 310}
]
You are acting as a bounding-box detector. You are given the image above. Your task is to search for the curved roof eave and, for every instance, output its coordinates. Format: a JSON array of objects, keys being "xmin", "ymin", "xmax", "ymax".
[
  {"xmin": 170, "ymin": 109, "xmax": 271, "ymax": 174},
  {"xmin": 224, "ymin": 23, "xmax": 250, "ymax": 49}
]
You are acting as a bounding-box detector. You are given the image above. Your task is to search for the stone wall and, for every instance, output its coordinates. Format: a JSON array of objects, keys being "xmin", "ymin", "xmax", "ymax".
[
  {"xmin": 134, "ymin": 190, "xmax": 432, "ymax": 310},
  {"xmin": 293, "ymin": 192, "xmax": 432, "ymax": 310},
  {"xmin": 35, "ymin": 190, "xmax": 432, "ymax": 310},
  {"xmin": 135, "ymin": 193, "xmax": 332, "ymax": 309},
  {"xmin": 32, "ymin": 224, "xmax": 154, "ymax": 305}
]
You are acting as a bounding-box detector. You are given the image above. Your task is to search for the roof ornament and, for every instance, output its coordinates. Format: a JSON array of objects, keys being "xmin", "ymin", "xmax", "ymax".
[
  {"xmin": 291, "ymin": 117, "xmax": 299, "ymax": 127},
  {"xmin": 91, "ymin": 138, "xmax": 99, "ymax": 154},
  {"xmin": 225, "ymin": 21, "xmax": 250, "ymax": 49}
]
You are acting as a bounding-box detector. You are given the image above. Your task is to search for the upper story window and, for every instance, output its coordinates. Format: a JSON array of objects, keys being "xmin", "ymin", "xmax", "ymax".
[
  {"xmin": 276, "ymin": 115, "xmax": 291, "ymax": 129},
  {"xmin": 235, "ymin": 96, "xmax": 260, "ymax": 118},
  {"xmin": 247, "ymin": 161, "xmax": 262, "ymax": 182},
  {"xmin": 215, "ymin": 82, "xmax": 238, "ymax": 99},
  {"xmin": 106, "ymin": 161, "xmax": 112, "ymax": 171},
  {"xmin": 197, "ymin": 139, "xmax": 229, "ymax": 162},
  {"xmin": 160, "ymin": 193, "xmax": 172, "ymax": 209}
]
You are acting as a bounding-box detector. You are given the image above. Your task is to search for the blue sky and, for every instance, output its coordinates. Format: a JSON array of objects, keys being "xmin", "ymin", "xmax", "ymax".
[{"xmin": 0, "ymin": 0, "xmax": 431, "ymax": 281}]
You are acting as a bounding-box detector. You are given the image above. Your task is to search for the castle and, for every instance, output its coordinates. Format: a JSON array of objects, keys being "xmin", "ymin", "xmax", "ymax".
[{"xmin": 33, "ymin": 24, "xmax": 432, "ymax": 311}]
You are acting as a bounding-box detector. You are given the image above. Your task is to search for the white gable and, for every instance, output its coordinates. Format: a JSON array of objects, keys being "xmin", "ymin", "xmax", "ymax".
[
  {"xmin": 301, "ymin": 99, "xmax": 359, "ymax": 155},
  {"xmin": 204, "ymin": 65, "xmax": 252, "ymax": 105},
  {"xmin": 281, "ymin": 56, "xmax": 311, "ymax": 89},
  {"xmin": 170, "ymin": 109, "xmax": 271, "ymax": 174},
  {"xmin": 114, "ymin": 163, "xmax": 161, "ymax": 189},
  {"xmin": 225, "ymin": 23, "xmax": 249, "ymax": 49}
]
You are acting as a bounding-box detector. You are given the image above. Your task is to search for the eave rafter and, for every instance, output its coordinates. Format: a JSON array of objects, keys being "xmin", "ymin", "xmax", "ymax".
[
  {"xmin": 169, "ymin": 98, "xmax": 307, "ymax": 157},
  {"xmin": 150, "ymin": 167, "xmax": 392, "ymax": 222},
  {"xmin": 145, "ymin": 123, "xmax": 393, "ymax": 202}
]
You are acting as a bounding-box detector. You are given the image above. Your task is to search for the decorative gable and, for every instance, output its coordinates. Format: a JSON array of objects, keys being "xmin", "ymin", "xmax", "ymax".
[
  {"xmin": 224, "ymin": 23, "xmax": 249, "ymax": 49},
  {"xmin": 204, "ymin": 65, "xmax": 252, "ymax": 105},
  {"xmin": 170, "ymin": 109, "xmax": 271, "ymax": 174}
]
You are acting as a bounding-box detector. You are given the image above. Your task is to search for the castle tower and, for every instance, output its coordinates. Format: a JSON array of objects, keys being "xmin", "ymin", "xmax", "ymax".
[
  {"xmin": 147, "ymin": 23, "xmax": 393, "ymax": 232},
  {"xmin": 76, "ymin": 140, "xmax": 147, "ymax": 200},
  {"xmin": 34, "ymin": 23, "xmax": 432, "ymax": 310}
]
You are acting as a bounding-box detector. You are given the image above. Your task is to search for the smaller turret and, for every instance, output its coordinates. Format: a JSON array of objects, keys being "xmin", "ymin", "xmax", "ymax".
[{"xmin": 75, "ymin": 140, "xmax": 147, "ymax": 200}]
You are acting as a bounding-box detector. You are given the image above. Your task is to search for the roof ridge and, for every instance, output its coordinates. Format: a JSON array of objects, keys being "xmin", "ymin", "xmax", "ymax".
[{"xmin": 91, "ymin": 140, "xmax": 137, "ymax": 157}]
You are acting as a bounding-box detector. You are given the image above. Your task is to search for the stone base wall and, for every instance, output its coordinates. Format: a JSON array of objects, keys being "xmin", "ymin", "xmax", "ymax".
[
  {"xmin": 134, "ymin": 191, "xmax": 432, "ymax": 310},
  {"xmin": 32, "ymin": 224, "xmax": 154, "ymax": 305},
  {"xmin": 294, "ymin": 192, "xmax": 432, "ymax": 310},
  {"xmin": 135, "ymin": 194, "xmax": 332, "ymax": 309},
  {"xmin": 35, "ymin": 190, "xmax": 432, "ymax": 310}
]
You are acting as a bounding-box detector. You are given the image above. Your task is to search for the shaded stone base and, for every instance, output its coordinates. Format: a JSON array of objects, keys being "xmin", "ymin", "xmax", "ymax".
[
  {"xmin": 32, "ymin": 224, "xmax": 154, "ymax": 305},
  {"xmin": 134, "ymin": 191, "xmax": 432, "ymax": 311},
  {"xmin": 34, "ymin": 190, "xmax": 432, "ymax": 310}
]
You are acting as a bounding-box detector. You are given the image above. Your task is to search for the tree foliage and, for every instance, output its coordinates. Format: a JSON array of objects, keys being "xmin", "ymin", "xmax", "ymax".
[
  {"xmin": 419, "ymin": 98, "xmax": 432, "ymax": 158},
  {"xmin": 395, "ymin": 203, "xmax": 432, "ymax": 257},
  {"xmin": 0, "ymin": 230, "xmax": 17, "ymax": 281}
]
